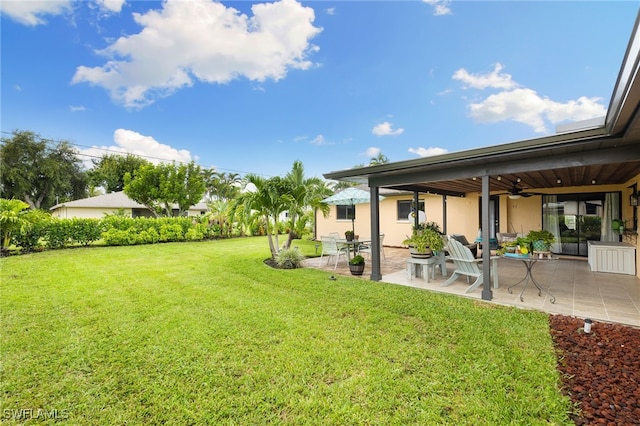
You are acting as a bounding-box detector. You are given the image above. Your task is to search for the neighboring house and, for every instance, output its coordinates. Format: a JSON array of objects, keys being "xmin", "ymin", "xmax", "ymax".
[
  {"xmin": 322, "ymin": 12, "xmax": 640, "ymax": 289},
  {"xmin": 50, "ymin": 192, "xmax": 208, "ymax": 219}
]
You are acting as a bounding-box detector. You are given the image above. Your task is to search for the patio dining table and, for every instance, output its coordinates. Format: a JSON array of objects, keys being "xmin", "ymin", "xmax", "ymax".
[
  {"xmin": 503, "ymin": 253, "xmax": 558, "ymax": 303},
  {"xmin": 335, "ymin": 238, "xmax": 371, "ymax": 260}
]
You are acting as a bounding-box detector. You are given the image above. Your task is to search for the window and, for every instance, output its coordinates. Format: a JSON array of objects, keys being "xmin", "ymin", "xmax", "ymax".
[
  {"xmin": 337, "ymin": 205, "xmax": 355, "ymax": 220},
  {"xmin": 397, "ymin": 200, "xmax": 424, "ymax": 221}
]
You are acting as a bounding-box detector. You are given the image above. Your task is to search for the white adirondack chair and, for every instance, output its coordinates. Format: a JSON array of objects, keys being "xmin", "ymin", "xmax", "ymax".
[
  {"xmin": 441, "ymin": 238, "xmax": 499, "ymax": 293},
  {"xmin": 319, "ymin": 236, "xmax": 348, "ymax": 269}
]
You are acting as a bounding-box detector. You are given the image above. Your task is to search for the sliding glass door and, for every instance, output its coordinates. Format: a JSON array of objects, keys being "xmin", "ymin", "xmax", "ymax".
[{"xmin": 542, "ymin": 192, "xmax": 620, "ymax": 256}]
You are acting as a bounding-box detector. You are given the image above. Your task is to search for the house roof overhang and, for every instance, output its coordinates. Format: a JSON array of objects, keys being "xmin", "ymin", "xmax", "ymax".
[{"xmin": 324, "ymin": 11, "xmax": 640, "ymax": 197}]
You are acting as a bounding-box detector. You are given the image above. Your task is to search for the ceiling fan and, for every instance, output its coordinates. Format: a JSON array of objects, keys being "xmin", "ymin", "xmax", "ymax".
[{"xmin": 499, "ymin": 180, "xmax": 542, "ymax": 199}]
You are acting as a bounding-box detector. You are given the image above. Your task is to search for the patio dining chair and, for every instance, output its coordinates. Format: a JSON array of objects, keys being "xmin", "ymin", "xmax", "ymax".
[
  {"xmin": 441, "ymin": 238, "xmax": 498, "ymax": 293},
  {"xmin": 319, "ymin": 236, "xmax": 348, "ymax": 269},
  {"xmin": 358, "ymin": 234, "xmax": 385, "ymax": 260}
]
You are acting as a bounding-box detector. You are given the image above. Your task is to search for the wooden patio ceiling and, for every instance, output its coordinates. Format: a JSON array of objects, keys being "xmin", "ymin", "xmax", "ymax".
[
  {"xmin": 386, "ymin": 161, "xmax": 640, "ymax": 197},
  {"xmin": 352, "ymin": 137, "xmax": 640, "ymax": 197}
]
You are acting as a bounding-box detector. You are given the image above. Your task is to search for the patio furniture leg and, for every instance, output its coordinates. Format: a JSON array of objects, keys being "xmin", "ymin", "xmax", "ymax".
[{"xmin": 441, "ymin": 272, "xmax": 461, "ymax": 287}]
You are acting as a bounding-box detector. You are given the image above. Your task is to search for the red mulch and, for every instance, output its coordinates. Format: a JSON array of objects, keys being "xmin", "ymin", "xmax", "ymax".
[{"xmin": 549, "ymin": 314, "xmax": 640, "ymax": 425}]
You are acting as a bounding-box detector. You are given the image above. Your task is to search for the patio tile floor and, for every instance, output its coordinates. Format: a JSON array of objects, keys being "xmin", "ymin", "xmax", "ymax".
[{"xmin": 303, "ymin": 246, "xmax": 640, "ymax": 327}]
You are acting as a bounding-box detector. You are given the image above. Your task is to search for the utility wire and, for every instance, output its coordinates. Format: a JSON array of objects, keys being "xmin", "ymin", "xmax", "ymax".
[{"xmin": 0, "ymin": 130, "xmax": 272, "ymax": 177}]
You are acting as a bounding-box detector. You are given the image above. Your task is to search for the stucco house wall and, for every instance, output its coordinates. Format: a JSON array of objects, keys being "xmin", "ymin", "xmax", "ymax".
[
  {"xmin": 317, "ymin": 191, "xmax": 485, "ymax": 247},
  {"xmin": 317, "ymin": 181, "xmax": 638, "ymax": 271}
]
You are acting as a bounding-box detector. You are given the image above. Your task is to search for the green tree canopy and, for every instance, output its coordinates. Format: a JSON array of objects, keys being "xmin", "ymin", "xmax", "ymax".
[
  {"xmin": 0, "ymin": 130, "xmax": 88, "ymax": 209},
  {"xmin": 123, "ymin": 162, "xmax": 206, "ymax": 217},
  {"xmin": 89, "ymin": 153, "xmax": 150, "ymax": 193}
]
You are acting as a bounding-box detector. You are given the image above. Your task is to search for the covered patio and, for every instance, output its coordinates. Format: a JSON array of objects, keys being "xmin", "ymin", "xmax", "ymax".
[
  {"xmin": 303, "ymin": 247, "xmax": 640, "ymax": 327},
  {"xmin": 322, "ymin": 12, "xmax": 640, "ymax": 305}
]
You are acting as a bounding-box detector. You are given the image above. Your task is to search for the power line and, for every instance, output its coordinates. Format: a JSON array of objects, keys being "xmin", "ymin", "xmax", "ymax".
[{"xmin": 0, "ymin": 130, "xmax": 274, "ymax": 177}]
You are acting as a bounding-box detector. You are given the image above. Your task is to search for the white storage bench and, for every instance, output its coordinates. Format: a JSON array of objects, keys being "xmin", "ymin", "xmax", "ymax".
[{"xmin": 587, "ymin": 241, "xmax": 636, "ymax": 275}]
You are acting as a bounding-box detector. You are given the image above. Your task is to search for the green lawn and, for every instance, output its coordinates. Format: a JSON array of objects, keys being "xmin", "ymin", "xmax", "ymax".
[{"xmin": 1, "ymin": 237, "xmax": 573, "ymax": 425}]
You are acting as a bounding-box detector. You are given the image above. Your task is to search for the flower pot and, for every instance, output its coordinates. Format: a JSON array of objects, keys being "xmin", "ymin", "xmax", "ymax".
[
  {"xmin": 345, "ymin": 234, "xmax": 354, "ymax": 241},
  {"xmin": 409, "ymin": 247, "xmax": 432, "ymax": 258},
  {"xmin": 349, "ymin": 263, "xmax": 365, "ymax": 275},
  {"xmin": 532, "ymin": 240, "xmax": 550, "ymax": 252}
]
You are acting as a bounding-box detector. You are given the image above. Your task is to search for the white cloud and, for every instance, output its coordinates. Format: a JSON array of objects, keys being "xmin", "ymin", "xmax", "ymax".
[
  {"xmin": 372, "ymin": 121, "xmax": 404, "ymax": 136},
  {"xmin": 422, "ymin": 0, "xmax": 452, "ymax": 16},
  {"xmin": 453, "ymin": 63, "xmax": 517, "ymax": 90},
  {"xmin": 310, "ymin": 134, "xmax": 327, "ymax": 145},
  {"xmin": 468, "ymin": 88, "xmax": 606, "ymax": 133},
  {"xmin": 96, "ymin": 0, "xmax": 125, "ymax": 13},
  {"xmin": 14, "ymin": 85, "xmax": 22, "ymax": 92},
  {"xmin": 0, "ymin": 0, "xmax": 72, "ymax": 26},
  {"xmin": 325, "ymin": 7, "xmax": 335, "ymax": 15},
  {"xmin": 69, "ymin": 105, "xmax": 87, "ymax": 112},
  {"xmin": 453, "ymin": 64, "xmax": 607, "ymax": 133},
  {"xmin": 79, "ymin": 129, "xmax": 195, "ymax": 167},
  {"xmin": 365, "ymin": 147, "xmax": 381, "ymax": 157},
  {"xmin": 72, "ymin": 0, "xmax": 322, "ymax": 108},
  {"xmin": 408, "ymin": 147, "xmax": 448, "ymax": 157}
]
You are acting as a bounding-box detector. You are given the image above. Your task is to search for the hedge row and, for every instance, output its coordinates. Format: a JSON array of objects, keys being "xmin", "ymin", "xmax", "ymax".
[{"xmin": 11, "ymin": 216, "xmax": 221, "ymax": 252}]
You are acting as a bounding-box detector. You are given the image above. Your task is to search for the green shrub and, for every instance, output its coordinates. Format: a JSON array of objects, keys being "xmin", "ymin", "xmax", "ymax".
[
  {"xmin": 101, "ymin": 228, "xmax": 133, "ymax": 246},
  {"xmin": 159, "ymin": 224, "xmax": 184, "ymax": 242},
  {"xmin": 275, "ymin": 247, "xmax": 306, "ymax": 269},
  {"xmin": 69, "ymin": 218, "xmax": 103, "ymax": 246},
  {"xmin": 101, "ymin": 215, "xmax": 136, "ymax": 231},
  {"xmin": 185, "ymin": 227, "xmax": 204, "ymax": 241},
  {"xmin": 11, "ymin": 209, "xmax": 51, "ymax": 252},
  {"xmin": 44, "ymin": 219, "xmax": 73, "ymax": 249}
]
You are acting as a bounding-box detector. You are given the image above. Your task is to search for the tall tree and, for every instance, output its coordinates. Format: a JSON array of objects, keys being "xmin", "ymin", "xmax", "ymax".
[
  {"xmin": 236, "ymin": 175, "xmax": 293, "ymax": 258},
  {"xmin": 369, "ymin": 152, "xmax": 389, "ymax": 165},
  {"xmin": 123, "ymin": 162, "xmax": 206, "ymax": 217},
  {"xmin": 203, "ymin": 170, "xmax": 241, "ymax": 202},
  {"xmin": 89, "ymin": 153, "xmax": 150, "ymax": 193},
  {"xmin": 283, "ymin": 161, "xmax": 332, "ymax": 248},
  {"xmin": 0, "ymin": 130, "xmax": 87, "ymax": 209}
]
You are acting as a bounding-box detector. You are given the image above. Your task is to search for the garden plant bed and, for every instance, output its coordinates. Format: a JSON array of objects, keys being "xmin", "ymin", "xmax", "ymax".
[{"xmin": 550, "ymin": 314, "xmax": 640, "ymax": 425}]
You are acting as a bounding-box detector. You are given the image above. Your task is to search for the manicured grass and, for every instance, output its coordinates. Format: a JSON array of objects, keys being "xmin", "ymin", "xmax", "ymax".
[{"xmin": 1, "ymin": 237, "xmax": 573, "ymax": 424}]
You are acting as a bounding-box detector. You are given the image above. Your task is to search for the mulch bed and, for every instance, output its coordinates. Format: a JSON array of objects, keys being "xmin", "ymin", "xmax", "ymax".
[{"xmin": 550, "ymin": 314, "xmax": 640, "ymax": 425}]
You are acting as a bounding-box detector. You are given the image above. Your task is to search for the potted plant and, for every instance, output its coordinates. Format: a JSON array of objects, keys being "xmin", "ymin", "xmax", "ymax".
[
  {"xmin": 349, "ymin": 255, "xmax": 365, "ymax": 275},
  {"xmin": 611, "ymin": 219, "xmax": 626, "ymax": 233},
  {"xmin": 345, "ymin": 230, "xmax": 354, "ymax": 241},
  {"xmin": 496, "ymin": 239, "xmax": 518, "ymax": 255},
  {"xmin": 402, "ymin": 223, "xmax": 445, "ymax": 258},
  {"xmin": 526, "ymin": 229, "xmax": 556, "ymax": 252}
]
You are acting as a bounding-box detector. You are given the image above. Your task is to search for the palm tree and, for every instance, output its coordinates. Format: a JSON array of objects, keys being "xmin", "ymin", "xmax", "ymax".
[
  {"xmin": 0, "ymin": 198, "xmax": 31, "ymax": 250},
  {"xmin": 328, "ymin": 180, "xmax": 357, "ymax": 191},
  {"xmin": 282, "ymin": 161, "xmax": 332, "ymax": 248},
  {"xmin": 369, "ymin": 152, "xmax": 389, "ymax": 165},
  {"xmin": 201, "ymin": 168, "xmax": 217, "ymax": 202},
  {"xmin": 236, "ymin": 174, "xmax": 292, "ymax": 258},
  {"xmin": 206, "ymin": 199, "xmax": 234, "ymax": 238},
  {"xmin": 212, "ymin": 171, "xmax": 241, "ymax": 201}
]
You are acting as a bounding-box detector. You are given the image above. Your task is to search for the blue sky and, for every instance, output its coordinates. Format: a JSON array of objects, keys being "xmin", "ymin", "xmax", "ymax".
[{"xmin": 2, "ymin": 1, "xmax": 638, "ymax": 180}]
